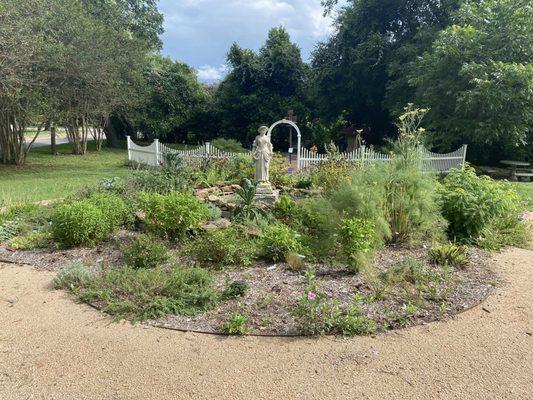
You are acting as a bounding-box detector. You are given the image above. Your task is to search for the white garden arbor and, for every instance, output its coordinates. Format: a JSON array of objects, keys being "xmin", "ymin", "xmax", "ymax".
[{"xmin": 267, "ymin": 119, "xmax": 302, "ymax": 170}]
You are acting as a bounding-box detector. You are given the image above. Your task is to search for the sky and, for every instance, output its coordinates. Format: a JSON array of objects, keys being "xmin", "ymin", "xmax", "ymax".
[{"xmin": 158, "ymin": 0, "xmax": 340, "ymax": 82}]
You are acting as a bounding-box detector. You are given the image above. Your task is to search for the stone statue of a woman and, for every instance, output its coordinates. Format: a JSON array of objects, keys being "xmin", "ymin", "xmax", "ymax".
[{"xmin": 252, "ymin": 126, "xmax": 273, "ymax": 182}]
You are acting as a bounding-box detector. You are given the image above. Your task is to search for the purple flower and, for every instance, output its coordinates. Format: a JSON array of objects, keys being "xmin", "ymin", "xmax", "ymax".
[
  {"xmin": 326, "ymin": 291, "xmax": 333, "ymax": 297},
  {"xmin": 316, "ymin": 311, "xmax": 321, "ymax": 317},
  {"xmin": 308, "ymin": 292, "xmax": 316, "ymax": 300}
]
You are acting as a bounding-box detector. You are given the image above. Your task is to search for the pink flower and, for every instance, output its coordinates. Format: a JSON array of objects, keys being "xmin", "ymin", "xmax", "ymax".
[
  {"xmin": 308, "ymin": 292, "xmax": 316, "ymax": 300},
  {"xmin": 326, "ymin": 291, "xmax": 333, "ymax": 297},
  {"xmin": 315, "ymin": 310, "xmax": 321, "ymax": 317}
]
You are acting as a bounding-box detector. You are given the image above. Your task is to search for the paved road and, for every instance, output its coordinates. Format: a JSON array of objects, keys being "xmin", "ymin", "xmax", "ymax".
[{"xmin": 0, "ymin": 245, "xmax": 531, "ymax": 399}]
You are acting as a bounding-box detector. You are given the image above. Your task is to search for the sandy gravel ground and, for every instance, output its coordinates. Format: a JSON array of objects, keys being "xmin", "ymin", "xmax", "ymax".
[{"xmin": 1, "ymin": 246, "xmax": 532, "ymax": 400}]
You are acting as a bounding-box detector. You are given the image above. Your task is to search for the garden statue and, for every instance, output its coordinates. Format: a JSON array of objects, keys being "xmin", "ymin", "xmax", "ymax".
[
  {"xmin": 252, "ymin": 125, "xmax": 273, "ymax": 182},
  {"xmin": 252, "ymin": 125, "xmax": 278, "ymax": 202}
]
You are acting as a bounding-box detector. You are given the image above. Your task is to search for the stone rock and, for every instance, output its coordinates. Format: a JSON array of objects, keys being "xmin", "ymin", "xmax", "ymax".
[{"xmin": 202, "ymin": 218, "xmax": 232, "ymax": 231}]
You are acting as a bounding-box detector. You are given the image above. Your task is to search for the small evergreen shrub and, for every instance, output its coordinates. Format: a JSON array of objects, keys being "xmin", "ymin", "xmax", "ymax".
[
  {"xmin": 77, "ymin": 265, "xmax": 218, "ymax": 321},
  {"xmin": 429, "ymin": 243, "xmax": 469, "ymax": 269},
  {"xmin": 122, "ymin": 234, "xmax": 170, "ymax": 269},
  {"xmin": 139, "ymin": 192, "xmax": 209, "ymax": 240},
  {"xmin": 260, "ymin": 224, "xmax": 302, "ymax": 262},
  {"xmin": 222, "ymin": 313, "xmax": 250, "ymax": 335},
  {"xmin": 185, "ymin": 227, "xmax": 257, "ymax": 267},
  {"xmin": 53, "ymin": 261, "xmax": 94, "ymax": 290},
  {"xmin": 51, "ymin": 201, "xmax": 109, "ymax": 247}
]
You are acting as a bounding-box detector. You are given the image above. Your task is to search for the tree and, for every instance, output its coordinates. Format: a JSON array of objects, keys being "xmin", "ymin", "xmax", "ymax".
[
  {"xmin": 133, "ymin": 56, "xmax": 210, "ymax": 142},
  {"xmin": 0, "ymin": 0, "xmax": 155, "ymax": 162},
  {"xmin": 0, "ymin": 0, "xmax": 57, "ymax": 164},
  {"xmin": 214, "ymin": 27, "xmax": 310, "ymax": 147},
  {"xmin": 410, "ymin": 0, "xmax": 533, "ymax": 164},
  {"xmin": 311, "ymin": 0, "xmax": 459, "ymax": 144}
]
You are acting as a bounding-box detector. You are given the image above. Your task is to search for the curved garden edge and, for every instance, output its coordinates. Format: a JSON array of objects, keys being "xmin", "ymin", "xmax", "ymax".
[{"xmin": 0, "ymin": 241, "xmax": 500, "ymax": 338}]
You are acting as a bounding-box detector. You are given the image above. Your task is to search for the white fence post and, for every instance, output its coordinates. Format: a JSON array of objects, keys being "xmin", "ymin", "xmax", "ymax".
[
  {"xmin": 154, "ymin": 138, "xmax": 160, "ymax": 165},
  {"xmin": 205, "ymin": 142, "xmax": 211, "ymax": 156},
  {"xmin": 126, "ymin": 136, "xmax": 131, "ymax": 161}
]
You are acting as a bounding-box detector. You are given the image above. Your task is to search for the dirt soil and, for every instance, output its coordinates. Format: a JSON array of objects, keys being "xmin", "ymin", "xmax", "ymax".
[
  {"xmin": 1, "ymin": 237, "xmax": 496, "ymax": 336},
  {"xmin": 1, "ymin": 245, "xmax": 531, "ymax": 399}
]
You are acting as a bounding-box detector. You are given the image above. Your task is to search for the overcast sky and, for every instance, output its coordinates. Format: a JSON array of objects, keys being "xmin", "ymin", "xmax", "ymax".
[{"xmin": 158, "ymin": 0, "xmax": 340, "ymax": 82}]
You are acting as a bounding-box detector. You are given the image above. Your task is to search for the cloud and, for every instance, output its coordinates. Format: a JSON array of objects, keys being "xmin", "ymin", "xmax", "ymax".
[
  {"xmin": 158, "ymin": 0, "xmax": 340, "ymax": 82},
  {"xmin": 196, "ymin": 64, "xmax": 229, "ymax": 82}
]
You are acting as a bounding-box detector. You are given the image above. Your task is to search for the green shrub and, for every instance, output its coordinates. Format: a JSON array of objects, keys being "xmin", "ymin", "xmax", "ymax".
[
  {"xmin": 260, "ymin": 224, "xmax": 302, "ymax": 262},
  {"xmin": 294, "ymin": 175, "xmax": 313, "ymax": 189},
  {"xmin": 429, "ymin": 243, "xmax": 469, "ymax": 269},
  {"xmin": 385, "ymin": 151, "xmax": 444, "ymax": 243},
  {"xmin": 221, "ymin": 281, "xmax": 249, "ymax": 300},
  {"xmin": 330, "ymin": 165, "xmax": 391, "ymax": 245},
  {"xmin": 53, "ymin": 261, "xmax": 94, "ymax": 291},
  {"xmin": 309, "ymin": 143, "xmax": 352, "ymax": 194},
  {"xmin": 293, "ymin": 268, "xmax": 376, "ymax": 336},
  {"xmin": 0, "ymin": 219, "xmax": 22, "ymax": 242},
  {"xmin": 185, "ymin": 227, "xmax": 257, "ymax": 267},
  {"xmin": 193, "ymin": 159, "xmax": 231, "ymax": 187},
  {"xmin": 293, "ymin": 196, "xmax": 340, "ymax": 260},
  {"xmin": 231, "ymin": 179, "xmax": 267, "ymax": 223},
  {"xmin": 77, "ymin": 265, "xmax": 217, "ymax": 321},
  {"xmin": 438, "ymin": 166, "xmax": 520, "ymax": 241},
  {"xmin": 122, "ymin": 234, "xmax": 170, "ymax": 269},
  {"xmin": 8, "ymin": 229, "xmax": 52, "ymax": 250},
  {"xmin": 127, "ymin": 168, "xmax": 191, "ymax": 195},
  {"xmin": 211, "ymin": 138, "xmax": 247, "ymax": 153},
  {"xmin": 51, "ymin": 201, "xmax": 109, "ymax": 247},
  {"xmin": 477, "ymin": 218, "xmax": 531, "ymax": 251},
  {"xmin": 273, "ymin": 195, "xmax": 296, "ymax": 223},
  {"xmin": 337, "ymin": 314, "xmax": 376, "ymax": 336},
  {"xmin": 222, "ymin": 313, "xmax": 250, "ymax": 335},
  {"xmin": 269, "ymin": 154, "xmax": 295, "ymax": 188},
  {"xmin": 86, "ymin": 192, "xmax": 132, "ymax": 230},
  {"xmin": 139, "ymin": 192, "xmax": 209, "ymax": 240},
  {"xmin": 338, "ymin": 217, "xmax": 376, "ymax": 271}
]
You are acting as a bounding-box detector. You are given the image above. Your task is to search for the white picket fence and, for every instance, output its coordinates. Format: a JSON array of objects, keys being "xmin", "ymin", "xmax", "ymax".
[
  {"xmin": 127, "ymin": 136, "xmax": 251, "ymax": 167},
  {"xmin": 127, "ymin": 136, "xmax": 467, "ymax": 173},
  {"xmin": 300, "ymin": 145, "xmax": 468, "ymax": 173}
]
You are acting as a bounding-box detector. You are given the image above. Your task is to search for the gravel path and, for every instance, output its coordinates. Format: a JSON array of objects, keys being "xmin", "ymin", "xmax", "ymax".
[{"xmin": 1, "ymin": 246, "xmax": 532, "ymax": 400}]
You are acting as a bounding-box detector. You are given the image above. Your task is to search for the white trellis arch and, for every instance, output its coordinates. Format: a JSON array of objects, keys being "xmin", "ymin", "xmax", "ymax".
[{"xmin": 267, "ymin": 119, "xmax": 302, "ymax": 170}]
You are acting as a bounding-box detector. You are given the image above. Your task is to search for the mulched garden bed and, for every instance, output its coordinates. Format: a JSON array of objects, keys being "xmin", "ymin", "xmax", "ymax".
[{"xmin": 0, "ymin": 231, "xmax": 498, "ymax": 336}]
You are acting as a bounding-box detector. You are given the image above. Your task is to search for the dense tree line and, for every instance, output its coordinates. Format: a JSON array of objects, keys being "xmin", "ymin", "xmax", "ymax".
[{"xmin": 0, "ymin": 0, "xmax": 531, "ymax": 165}]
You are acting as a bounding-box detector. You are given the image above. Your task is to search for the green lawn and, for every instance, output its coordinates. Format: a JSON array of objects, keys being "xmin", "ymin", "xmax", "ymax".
[
  {"xmin": 0, "ymin": 142, "xmax": 128, "ymax": 206},
  {"xmin": 508, "ymin": 181, "xmax": 533, "ymax": 212}
]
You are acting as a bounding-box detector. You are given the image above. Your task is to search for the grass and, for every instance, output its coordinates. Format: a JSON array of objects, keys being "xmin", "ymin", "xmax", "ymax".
[
  {"xmin": 0, "ymin": 142, "xmax": 128, "ymax": 206},
  {"xmin": 508, "ymin": 182, "xmax": 533, "ymax": 212}
]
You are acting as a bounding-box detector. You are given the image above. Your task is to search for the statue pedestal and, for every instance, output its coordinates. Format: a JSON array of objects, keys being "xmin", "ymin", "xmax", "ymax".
[{"xmin": 254, "ymin": 182, "xmax": 279, "ymax": 205}]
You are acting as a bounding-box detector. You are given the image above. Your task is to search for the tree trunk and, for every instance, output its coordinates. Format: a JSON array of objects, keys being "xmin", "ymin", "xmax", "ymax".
[{"xmin": 50, "ymin": 124, "xmax": 57, "ymax": 155}]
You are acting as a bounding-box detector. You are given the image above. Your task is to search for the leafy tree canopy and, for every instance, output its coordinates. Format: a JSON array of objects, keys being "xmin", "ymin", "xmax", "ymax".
[
  {"xmin": 410, "ymin": 0, "xmax": 533, "ymax": 163},
  {"xmin": 311, "ymin": 0, "xmax": 459, "ymax": 143},
  {"xmin": 214, "ymin": 27, "xmax": 310, "ymax": 147}
]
